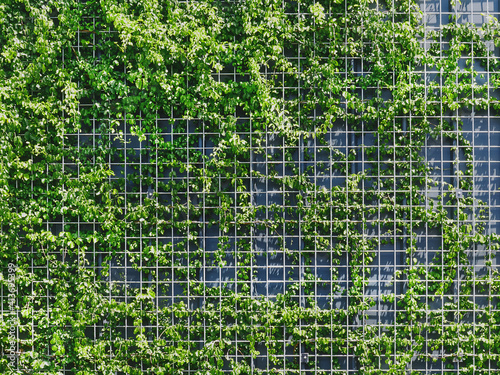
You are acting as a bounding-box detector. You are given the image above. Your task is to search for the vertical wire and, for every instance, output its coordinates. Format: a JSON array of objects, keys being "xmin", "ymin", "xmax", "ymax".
[
  {"xmin": 155, "ymin": 110, "xmax": 159, "ymax": 358},
  {"xmin": 343, "ymin": 0, "xmax": 350, "ymax": 370},
  {"xmin": 486, "ymin": 1, "xmax": 492, "ymax": 372},
  {"xmin": 297, "ymin": 0, "xmax": 304, "ymax": 369},
  {"xmin": 439, "ymin": 1, "xmax": 445, "ymax": 371},
  {"xmin": 328, "ymin": 2, "xmax": 335, "ymax": 370},
  {"xmin": 360, "ymin": 8, "xmax": 366, "ymax": 351},
  {"xmin": 201, "ymin": 116, "xmax": 207, "ymax": 360},
  {"xmin": 185, "ymin": 87, "xmax": 191, "ymax": 368},
  {"xmin": 280, "ymin": 6, "xmax": 285, "ymax": 368},
  {"xmin": 392, "ymin": 0, "xmax": 398, "ymax": 366},
  {"xmin": 423, "ymin": 0, "xmax": 430, "ymax": 370},
  {"xmin": 312, "ymin": 3, "xmax": 318, "ymax": 371},
  {"xmin": 376, "ymin": 0, "xmax": 382, "ymax": 361}
]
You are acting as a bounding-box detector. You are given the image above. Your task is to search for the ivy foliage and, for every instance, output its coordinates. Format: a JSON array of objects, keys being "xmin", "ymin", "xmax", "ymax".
[{"xmin": 1, "ymin": 0, "xmax": 500, "ymax": 373}]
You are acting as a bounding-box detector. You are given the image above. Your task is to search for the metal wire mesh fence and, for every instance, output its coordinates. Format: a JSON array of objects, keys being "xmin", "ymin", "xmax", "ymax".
[{"xmin": 1, "ymin": 0, "xmax": 500, "ymax": 373}]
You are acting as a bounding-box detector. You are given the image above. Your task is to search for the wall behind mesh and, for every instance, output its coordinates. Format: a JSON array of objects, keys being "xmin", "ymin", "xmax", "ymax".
[{"xmin": 1, "ymin": 0, "xmax": 500, "ymax": 374}]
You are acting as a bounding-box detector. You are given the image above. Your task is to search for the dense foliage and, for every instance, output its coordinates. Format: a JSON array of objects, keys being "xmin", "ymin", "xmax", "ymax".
[{"xmin": 1, "ymin": 0, "xmax": 500, "ymax": 373}]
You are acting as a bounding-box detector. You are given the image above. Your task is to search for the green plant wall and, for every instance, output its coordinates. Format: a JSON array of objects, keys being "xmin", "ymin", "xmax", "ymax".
[{"xmin": 1, "ymin": 0, "xmax": 500, "ymax": 374}]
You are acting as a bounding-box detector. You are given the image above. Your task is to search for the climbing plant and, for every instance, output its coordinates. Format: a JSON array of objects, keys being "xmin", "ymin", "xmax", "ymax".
[{"xmin": 1, "ymin": 0, "xmax": 500, "ymax": 373}]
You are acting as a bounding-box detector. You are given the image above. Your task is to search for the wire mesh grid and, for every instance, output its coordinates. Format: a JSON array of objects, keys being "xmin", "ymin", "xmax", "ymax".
[
  {"xmin": 74, "ymin": 1, "xmax": 496, "ymax": 373},
  {"xmin": 3, "ymin": 0, "xmax": 500, "ymax": 373}
]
